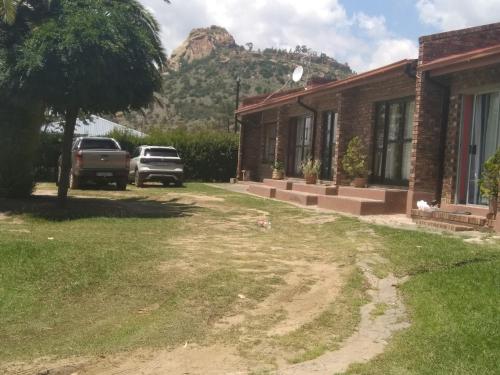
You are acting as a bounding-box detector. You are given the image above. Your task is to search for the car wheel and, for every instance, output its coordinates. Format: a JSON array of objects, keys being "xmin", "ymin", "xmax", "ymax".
[
  {"xmin": 134, "ymin": 170, "xmax": 144, "ymax": 188},
  {"xmin": 69, "ymin": 172, "xmax": 80, "ymax": 190},
  {"xmin": 174, "ymin": 180, "xmax": 183, "ymax": 187},
  {"xmin": 162, "ymin": 181, "xmax": 170, "ymax": 187},
  {"xmin": 116, "ymin": 178, "xmax": 127, "ymax": 191}
]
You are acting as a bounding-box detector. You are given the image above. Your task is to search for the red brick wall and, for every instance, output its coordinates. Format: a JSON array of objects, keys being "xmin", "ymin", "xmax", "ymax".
[
  {"xmin": 409, "ymin": 22, "xmax": 500, "ymax": 211},
  {"xmin": 410, "ymin": 71, "xmax": 447, "ymax": 197},
  {"xmin": 239, "ymin": 113, "xmax": 262, "ymax": 180},
  {"xmin": 420, "ymin": 22, "xmax": 500, "ymax": 64},
  {"xmin": 337, "ymin": 74, "xmax": 416, "ymax": 185},
  {"xmin": 441, "ymin": 65, "xmax": 500, "ymax": 204}
]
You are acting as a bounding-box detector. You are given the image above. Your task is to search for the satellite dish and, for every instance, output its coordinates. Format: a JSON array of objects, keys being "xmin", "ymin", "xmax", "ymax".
[{"xmin": 292, "ymin": 66, "xmax": 304, "ymax": 83}]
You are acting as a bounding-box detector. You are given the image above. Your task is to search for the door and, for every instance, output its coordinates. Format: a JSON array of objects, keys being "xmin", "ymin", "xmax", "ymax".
[
  {"xmin": 288, "ymin": 116, "xmax": 313, "ymax": 176},
  {"xmin": 372, "ymin": 98, "xmax": 414, "ymax": 185},
  {"xmin": 321, "ymin": 111, "xmax": 337, "ymax": 180},
  {"xmin": 457, "ymin": 91, "xmax": 500, "ymax": 205}
]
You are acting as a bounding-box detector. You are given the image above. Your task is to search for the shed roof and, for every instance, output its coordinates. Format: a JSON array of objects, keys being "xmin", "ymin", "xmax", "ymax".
[{"xmin": 43, "ymin": 115, "xmax": 146, "ymax": 138}]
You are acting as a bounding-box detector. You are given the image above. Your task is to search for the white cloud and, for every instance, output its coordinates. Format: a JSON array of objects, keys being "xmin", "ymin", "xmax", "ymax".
[
  {"xmin": 416, "ymin": 0, "xmax": 500, "ymax": 30},
  {"xmin": 366, "ymin": 39, "xmax": 418, "ymax": 70},
  {"xmin": 139, "ymin": 0, "xmax": 418, "ymax": 72}
]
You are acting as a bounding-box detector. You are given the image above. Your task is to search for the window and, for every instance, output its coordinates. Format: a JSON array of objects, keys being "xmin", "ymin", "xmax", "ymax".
[
  {"xmin": 321, "ymin": 111, "xmax": 337, "ymax": 180},
  {"xmin": 144, "ymin": 148, "xmax": 179, "ymax": 158},
  {"xmin": 294, "ymin": 116, "xmax": 313, "ymax": 175},
  {"xmin": 372, "ymin": 98, "xmax": 414, "ymax": 185},
  {"xmin": 79, "ymin": 138, "xmax": 119, "ymax": 150},
  {"xmin": 263, "ymin": 123, "xmax": 277, "ymax": 162}
]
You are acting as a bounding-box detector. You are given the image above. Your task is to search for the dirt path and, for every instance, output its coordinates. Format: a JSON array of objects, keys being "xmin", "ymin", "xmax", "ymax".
[{"xmin": 278, "ymin": 259, "xmax": 409, "ymax": 374}]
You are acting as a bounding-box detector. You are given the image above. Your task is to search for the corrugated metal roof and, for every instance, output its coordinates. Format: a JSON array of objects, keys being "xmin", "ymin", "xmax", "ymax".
[{"xmin": 42, "ymin": 115, "xmax": 146, "ymax": 138}]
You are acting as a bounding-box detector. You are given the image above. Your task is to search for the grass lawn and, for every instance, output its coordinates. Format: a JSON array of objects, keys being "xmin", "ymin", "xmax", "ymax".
[{"xmin": 0, "ymin": 183, "xmax": 498, "ymax": 374}]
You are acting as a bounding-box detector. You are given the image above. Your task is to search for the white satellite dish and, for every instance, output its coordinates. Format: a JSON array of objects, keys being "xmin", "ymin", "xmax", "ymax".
[
  {"xmin": 262, "ymin": 65, "xmax": 305, "ymax": 103},
  {"xmin": 292, "ymin": 65, "xmax": 304, "ymax": 82}
]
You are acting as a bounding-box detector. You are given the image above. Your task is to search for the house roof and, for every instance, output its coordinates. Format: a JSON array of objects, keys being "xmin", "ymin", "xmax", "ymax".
[
  {"xmin": 420, "ymin": 44, "xmax": 500, "ymax": 77},
  {"xmin": 43, "ymin": 115, "xmax": 146, "ymax": 138},
  {"xmin": 236, "ymin": 59, "xmax": 417, "ymax": 115}
]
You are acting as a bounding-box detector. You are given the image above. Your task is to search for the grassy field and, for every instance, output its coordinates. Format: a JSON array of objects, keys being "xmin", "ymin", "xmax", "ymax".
[{"xmin": 0, "ymin": 183, "xmax": 498, "ymax": 374}]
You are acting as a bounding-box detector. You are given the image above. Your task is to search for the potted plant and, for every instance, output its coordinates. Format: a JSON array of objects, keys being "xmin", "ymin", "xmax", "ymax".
[
  {"xmin": 272, "ymin": 161, "xmax": 285, "ymax": 180},
  {"xmin": 301, "ymin": 159, "xmax": 321, "ymax": 184},
  {"xmin": 479, "ymin": 148, "xmax": 500, "ymax": 219},
  {"xmin": 342, "ymin": 136, "xmax": 368, "ymax": 188}
]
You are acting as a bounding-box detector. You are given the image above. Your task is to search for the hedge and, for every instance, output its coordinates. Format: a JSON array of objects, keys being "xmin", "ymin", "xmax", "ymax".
[{"xmin": 36, "ymin": 129, "xmax": 239, "ymax": 183}]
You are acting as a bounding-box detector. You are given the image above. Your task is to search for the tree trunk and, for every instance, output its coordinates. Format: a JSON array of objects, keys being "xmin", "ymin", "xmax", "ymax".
[{"xmin": 57, "ymin": 107, "xmax": 78, "ymax": 202}]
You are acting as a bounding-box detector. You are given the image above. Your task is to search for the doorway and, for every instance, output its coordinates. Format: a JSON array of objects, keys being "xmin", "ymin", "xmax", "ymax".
[
  {"xmin": 456, "ymin": 91, "xmax": 500, "ymax": 205},
  {"xmin": 372, "ymin": 98, "xmax": 414, "ymax": 186},
  {"xmin": 321, "ymin": 111, "xmax": 337, "ymax": 180},
  {"xmin": 287, "ymin": 116, "xmax": 312, "ymax": 176}
]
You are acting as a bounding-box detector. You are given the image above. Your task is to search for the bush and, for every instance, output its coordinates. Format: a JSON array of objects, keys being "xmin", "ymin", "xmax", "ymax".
[
  {"xmin": 342, "ymin": 136, "xmax": 368, "ymax": 179},
  {"xmin": 35, "ymin": 129, "xmax": 239, "ymax": 183},
  {"xmin": 109, "ymin": 129, "xmax": 239, "ymax": 182}
]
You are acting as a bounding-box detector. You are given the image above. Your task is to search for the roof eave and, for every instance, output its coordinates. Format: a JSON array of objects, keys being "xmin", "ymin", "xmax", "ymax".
[{"xmin": 236, "ymin": 59, "xmax": 416, "ymax": 116}]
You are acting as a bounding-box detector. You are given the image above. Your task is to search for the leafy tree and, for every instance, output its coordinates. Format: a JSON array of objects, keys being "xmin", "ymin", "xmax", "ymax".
[
  {"xmin": 17, "ymin": 0, "xmax": 165, "ymax": 201},
  {"xmin": 0, "ymin": 0, "xmax": 54, "ymax": 197}
]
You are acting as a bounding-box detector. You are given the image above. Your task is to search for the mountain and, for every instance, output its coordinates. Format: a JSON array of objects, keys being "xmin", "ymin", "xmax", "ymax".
[{"xmin": 114, "ymin": 26, "xmax": 354, "ymax": 131}]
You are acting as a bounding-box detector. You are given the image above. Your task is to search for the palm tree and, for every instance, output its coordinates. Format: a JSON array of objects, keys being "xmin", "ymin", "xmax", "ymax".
[{"xmin": 0, "ymin": 0, "xmax": 17, "ymax": 24}]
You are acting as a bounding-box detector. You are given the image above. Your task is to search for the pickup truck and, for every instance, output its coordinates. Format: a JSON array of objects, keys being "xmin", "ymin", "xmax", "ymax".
[{"xmin": 58, "ymin": 137, "xmax": 130, "ymax": 190}]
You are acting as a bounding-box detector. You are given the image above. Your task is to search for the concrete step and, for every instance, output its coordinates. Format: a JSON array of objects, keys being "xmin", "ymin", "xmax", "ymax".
[
  {"xmin": 262, "ymin": 179, "xmax": 293, "ymax": 190},
  {"xmin": 248, "ymin": 184, "xmax": 276, "ymax": 198},
  {"xmin": 338, "ymin": 186, "xmax": 407, "ymax": 213},
  {"xmin": 275, "ymin": 189, "xmax": 318, "ymax": 206},
  {"xmin": 292, "ymin": 183, "xmax": 337, "ymax": 196},
  {"xmin": 411, "ymin": 209, "xmax": 487, "ymax": 226},
  {"xmin": 414, "ymin": 219, "xmax": 475, "ymax": 232},
  {"xmin": 317, "ymin": 195, "xmax": 386, "ymax": 215}
]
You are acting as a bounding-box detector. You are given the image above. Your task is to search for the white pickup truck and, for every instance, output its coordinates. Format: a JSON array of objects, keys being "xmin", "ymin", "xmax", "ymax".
[{"xmin": 58, "ymin": 137, "xmax": 130, "ymax": 190}]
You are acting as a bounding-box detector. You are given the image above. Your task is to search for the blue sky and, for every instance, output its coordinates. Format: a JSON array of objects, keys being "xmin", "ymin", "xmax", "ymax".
[{"xmin": 140, "ymin": 0, "xmax": 500, "ymax": 72}]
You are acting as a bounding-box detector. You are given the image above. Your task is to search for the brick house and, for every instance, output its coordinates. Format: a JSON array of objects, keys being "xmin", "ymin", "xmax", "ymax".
[{"xmin": 235, "ymin": 23, "xmax": 500, "ymax": 231}]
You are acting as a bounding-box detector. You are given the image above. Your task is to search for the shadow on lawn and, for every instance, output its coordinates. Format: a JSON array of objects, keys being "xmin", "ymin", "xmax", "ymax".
[{"xmin": 0, "ymin": 194, "xmax": 198, "ymax": 221}]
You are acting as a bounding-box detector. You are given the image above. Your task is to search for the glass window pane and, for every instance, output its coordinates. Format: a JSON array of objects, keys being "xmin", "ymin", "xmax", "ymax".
[
  {"xmin": 388, "ymin": 103, "xmax": 402, "ymax": 141},
  {"xmin": 404, "ymin": 101, "xmax": 415, "ymax": 140}
]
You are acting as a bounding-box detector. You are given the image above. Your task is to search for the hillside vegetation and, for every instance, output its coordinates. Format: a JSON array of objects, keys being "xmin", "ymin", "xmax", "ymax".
[{"xmin": 115, "ymin": 26, "xmax": 353, "ymax": 131}]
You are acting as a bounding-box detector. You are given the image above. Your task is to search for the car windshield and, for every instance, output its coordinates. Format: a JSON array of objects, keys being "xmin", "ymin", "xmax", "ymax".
[
  {"xmin": 80, "ymin": 139, "xmax": 119, "ymax": 150},
  {"xmin": 144, "ymin": 148, "xmax": 178, "ymax": 157}
]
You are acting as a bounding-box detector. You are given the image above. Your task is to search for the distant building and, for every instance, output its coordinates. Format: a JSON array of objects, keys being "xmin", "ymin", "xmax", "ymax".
[{"xmin": 43, "ymin": 115, "xmax": 146, "ymax": 138}]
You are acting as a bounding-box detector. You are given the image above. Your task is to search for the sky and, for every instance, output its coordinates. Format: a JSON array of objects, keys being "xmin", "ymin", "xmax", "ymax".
[{"xmin": 139, "ymin": 0, "xmax": 500, "ymax": 73}]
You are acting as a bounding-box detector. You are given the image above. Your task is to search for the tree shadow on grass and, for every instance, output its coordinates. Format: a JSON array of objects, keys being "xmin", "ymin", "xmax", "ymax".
[{"xmin": 0, "ymin": 194, "xmax": 199, "ymax": 221}]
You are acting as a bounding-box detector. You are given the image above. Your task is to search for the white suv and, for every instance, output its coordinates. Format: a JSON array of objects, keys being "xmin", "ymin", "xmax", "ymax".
[{"xmin": 129, "ymin": 146, "xmax": 184, "ymax": 187}]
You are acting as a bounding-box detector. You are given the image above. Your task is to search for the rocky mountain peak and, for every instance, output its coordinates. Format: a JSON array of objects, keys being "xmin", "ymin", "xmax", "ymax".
[{"xmin": 169, "ymin": 25, "xmax": 237, "ymax": 70}]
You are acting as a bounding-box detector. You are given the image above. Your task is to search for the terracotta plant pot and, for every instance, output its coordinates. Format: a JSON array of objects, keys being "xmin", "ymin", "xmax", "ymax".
[
  {"xmin": 351, "ymin": 177, "xmax": 367, "ymax": 188},
  {"xmin": 242, "ymin": 170, "xmax": 252, "ymax": 182},
  {"xmin": 272, "ymin": 169, "xmax": 284, "ymax": 180},
  {"xmin": 305, "ymin": 174, "xmax": 318, "ymax": 185}
]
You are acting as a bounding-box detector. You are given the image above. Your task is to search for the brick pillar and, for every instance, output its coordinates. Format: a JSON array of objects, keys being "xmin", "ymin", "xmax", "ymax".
[
  {"xmin": 275, "ymin": 106, "xmax": 289, "ymax": 166},
  {"xmin": 236, "ymin": 116, "xmax": 244, "ymax": 179},
  {"xmin": 407, "ymin": 70, "xmax": 447, "ymax": 214},
  {"xmin": 441, "ymin": 94, "xmax": 462, "ymax": 205},
  {"xmin": 334, "ymin": 92, "xmax": 349, "ymax": 186}
]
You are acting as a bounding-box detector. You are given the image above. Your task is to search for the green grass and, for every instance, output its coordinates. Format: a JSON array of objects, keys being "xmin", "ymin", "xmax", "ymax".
[
  {"xmin": 0, "ymin": 183, "xmax": 499, "ymax": 375},
  {"xmin": 344, "ymin": 227, "xmax": 500, "ymax": 375}
]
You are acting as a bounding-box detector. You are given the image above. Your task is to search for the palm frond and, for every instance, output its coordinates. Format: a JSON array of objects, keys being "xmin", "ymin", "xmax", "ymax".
[{"xmin": 1, "ymin": 0, "xmax": 17, "ymax": 24}]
